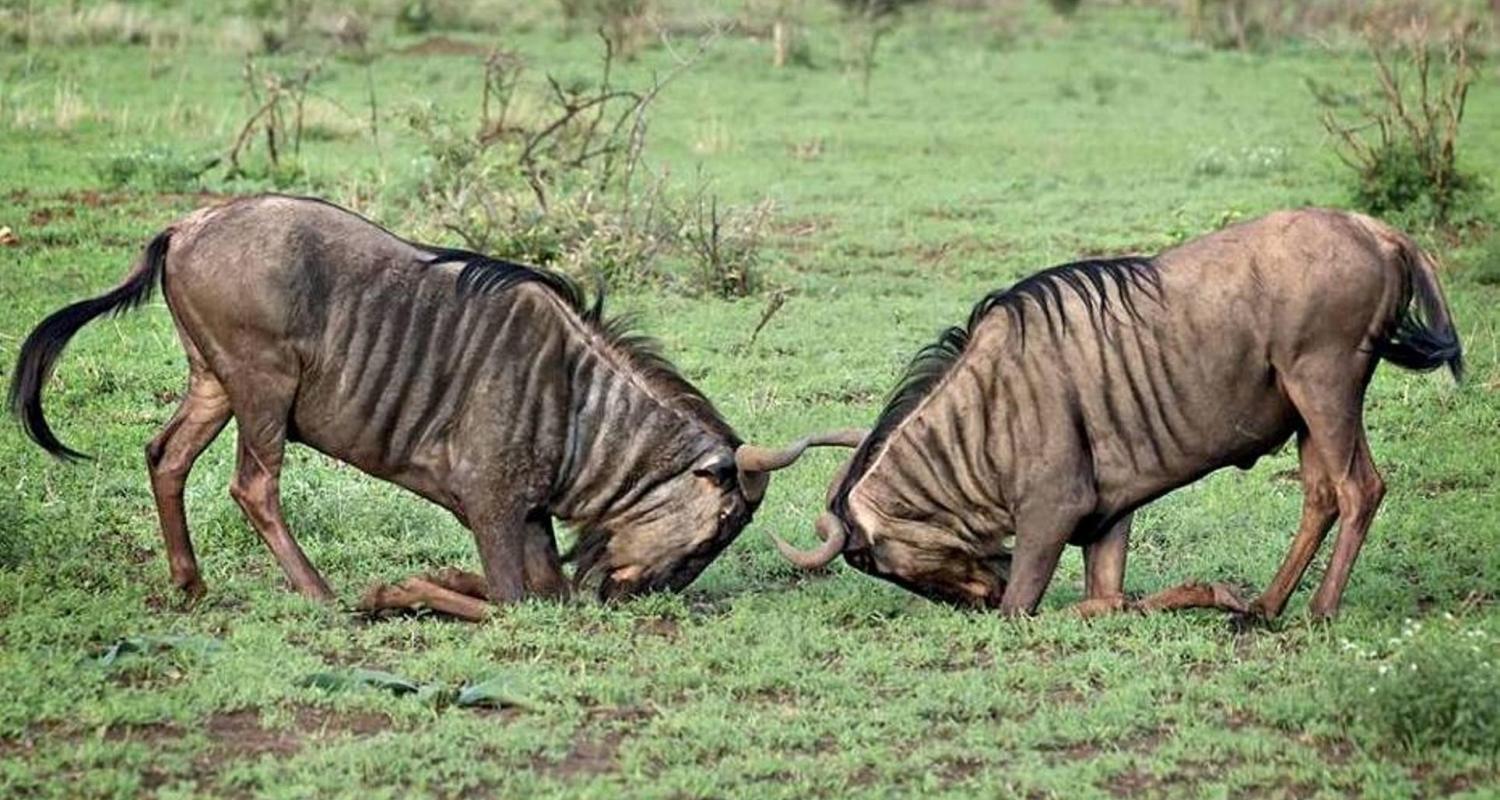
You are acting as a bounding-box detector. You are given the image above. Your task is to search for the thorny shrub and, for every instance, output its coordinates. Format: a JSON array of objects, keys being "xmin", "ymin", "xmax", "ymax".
[
  {"xmin": 1315, "ymin": 21, "xmax": 1483, "ymax": 228},
  {"xmin": 404, "ymin": 33, "xmax": 773, "ymax": 295}
]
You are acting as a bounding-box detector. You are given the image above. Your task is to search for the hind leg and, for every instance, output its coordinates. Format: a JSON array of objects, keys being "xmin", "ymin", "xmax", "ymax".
[
  {"xmin": 1249, "ymin": 431, "xmax": 1339, "ymax": 620},
  {"xmin": 1279, "ymin": 358, "xmax": 1385, "ymax": 619},
  {"xmin": 1308, "ymin": 433, "xmax": 1384, "ymax": 618},
  {"xmin": 145, "ymin": 369, "xmax": 231, "ymax": 598},
  {"xmin": 228, "ymin": 426, "xmax": 334, "ymax": 602}
]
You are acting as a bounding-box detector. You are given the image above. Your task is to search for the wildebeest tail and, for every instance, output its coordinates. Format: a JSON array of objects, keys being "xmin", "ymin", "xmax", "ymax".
[
  {"xmin": 1374, "ymin": 236, "xmax": 1464, "ymax": 382},
  {"xmin": 8, "ymin": 230, "xmax": 173, "ymax": 460}
]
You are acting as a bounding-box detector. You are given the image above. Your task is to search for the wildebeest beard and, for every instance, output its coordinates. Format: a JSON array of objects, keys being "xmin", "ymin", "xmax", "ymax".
[{"xmin": 564, "ymin": 500, "xmax": 755, "ymax": 601}]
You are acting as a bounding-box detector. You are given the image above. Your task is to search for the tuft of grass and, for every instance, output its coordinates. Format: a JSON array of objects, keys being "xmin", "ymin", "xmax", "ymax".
[
  {"xmin": 1340, "ymin": 616, "xmax": 1500, "ymax": 755},
  {"xmin": 92, "ymin": 146, "xmax": 213, "ymax": 192}
]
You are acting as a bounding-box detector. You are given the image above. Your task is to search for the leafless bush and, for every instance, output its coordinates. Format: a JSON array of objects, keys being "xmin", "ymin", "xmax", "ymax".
[
  {"xmin": 408, "ymin": 31, "xmax": 762, "ymax": 291},
  {"xmin": 226, "ymin": 59, "xmax": 325, "ymax": 179},
  {"xmin": 557, "ymin": 0, "xmax": 655, "ymax": 58},
  {"xmin": 1316, "ymin": 21, "xmax": 1482, "ymax": 226},
  {"xmin": 681, "ymin": 193, "xmax": 775, "ymax": 298},
  {"xmin": 1181, "ymin": 0, "xmax": 1484, "ymax": 51},
  {"xmin": 831, "ymin": 0, "xmax": 924, "ymax": 100}
]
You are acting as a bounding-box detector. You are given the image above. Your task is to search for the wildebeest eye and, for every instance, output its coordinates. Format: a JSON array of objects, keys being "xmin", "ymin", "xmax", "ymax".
[{"xmin": 691, "ymin": 453, "xmax": 738, "ymax": 489}]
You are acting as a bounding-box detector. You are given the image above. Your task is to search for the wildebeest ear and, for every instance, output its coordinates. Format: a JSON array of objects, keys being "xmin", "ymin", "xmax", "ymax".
[{"xmin": 692, "ymin": 451, "xmax": 738, "ymax": 487}]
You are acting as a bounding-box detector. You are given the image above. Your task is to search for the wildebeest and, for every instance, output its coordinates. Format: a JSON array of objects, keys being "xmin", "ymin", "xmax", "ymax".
[
  {"xmin": 10, "ymin": 194, "xmax": 859, "ymax": 619},
  {"xmin": 773, "ymin": 209, "xmax": 1462, "ymax": 620}
]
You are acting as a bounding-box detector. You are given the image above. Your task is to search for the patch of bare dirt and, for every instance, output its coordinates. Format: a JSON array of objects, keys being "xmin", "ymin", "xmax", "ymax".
[
  {"xmin": 938, "ymin": 755, "xmax": 987, "ymax": 784},
  {"xmin": 634, "ymin": 617, "xmax": 680, "ymax": 639},
  {"xmin": 794, "ymin": 387, "xmax": 882, "ymax": 407},
  {"xmin": 1105, "ymin": 767, "xmax": 1160, "ymax": 797},
  {"xmin": 770, "ymin": 215, "xmax": 833, "ymax": 239},
  {"xmin": 27, "ymin": 206, "xmax": 74, "ymax": 227},
  {"xmin": 398, "ymin": 36, "xmax": 489, "ymax": 57},
  {"xmin": 1045, "ymin": 726, "xmax": 1169, "ymax": 765},
  {"xmin": 2, "ymin": 705, "xmax": 391, "ymax": 769},
  {"xmin": 534, "ymin": 706, "xmax": 654, "ymax": 779},
  {"xmin": 1408, "ymin": 763, "xmax": 1498, "ymax": 797}
]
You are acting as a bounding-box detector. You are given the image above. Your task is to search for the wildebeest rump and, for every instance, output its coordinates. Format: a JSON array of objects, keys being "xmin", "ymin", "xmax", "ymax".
[
  {"xmin": 775, "ymin": 209, "xmax": 1462, "ymax": 620},
  {"xmin": 10, "ymin": 195, "xmax": 858, "ymax": 618}
]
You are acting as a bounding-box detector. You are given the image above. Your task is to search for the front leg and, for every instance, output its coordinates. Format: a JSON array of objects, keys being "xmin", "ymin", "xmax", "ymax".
[
  {"xmin": 458, "ymin": 489, "xmax": 548, "ymax": 605},
  {"xmin": 1072, "ymin": 514, "xmax": 1131, "ymax": 618},
  {"xmin": 357, "ymin": 577, "xmax": 491, "ymax": 622},
  {"xmin": 998, "ymin": 531, "xmax": 1069, "ymax": 617},
  {"xmin": 522, "ymin": 516, "xmax": 568, "ymax": 599}
]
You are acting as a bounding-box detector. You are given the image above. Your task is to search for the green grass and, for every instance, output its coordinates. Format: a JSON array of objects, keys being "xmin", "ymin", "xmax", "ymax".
[{"xmin": 3, "ymin": 2, "xmax": 1500, "ymax": 797}]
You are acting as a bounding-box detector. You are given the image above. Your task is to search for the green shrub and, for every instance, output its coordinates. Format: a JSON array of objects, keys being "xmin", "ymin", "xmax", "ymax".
[
  {"xmin": 396, "ymin": 1, "xmax": 435, "ymax": 34},
  {"xmin": 402, "ymin": 35, "xmax": 766, "ymax": 295}
]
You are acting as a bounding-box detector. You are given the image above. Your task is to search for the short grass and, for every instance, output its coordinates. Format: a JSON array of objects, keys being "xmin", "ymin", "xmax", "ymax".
[{"xmin": 3, "ymin": 2, "xmax": 1500, "ymax": 797}]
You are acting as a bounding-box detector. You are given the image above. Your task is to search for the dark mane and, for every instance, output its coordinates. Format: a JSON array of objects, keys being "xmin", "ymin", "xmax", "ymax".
[
  {"xmin": 832, "ymin": 256, "xmax": 1161, "ymax": 517},
  {"xmin": 422, "ymin": 246, "xmax": 740, "ymax": 445}
]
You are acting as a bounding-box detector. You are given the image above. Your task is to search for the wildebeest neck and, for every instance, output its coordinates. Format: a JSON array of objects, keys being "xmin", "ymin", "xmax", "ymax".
[{"xmin": 425, "ymin": 246, "xmax": 740, "ymax": 525}]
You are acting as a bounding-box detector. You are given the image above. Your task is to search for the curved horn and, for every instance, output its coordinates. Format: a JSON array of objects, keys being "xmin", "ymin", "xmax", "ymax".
[
  {"xmin": 735, "ymin": 428, "xmax": 867, "ymax": 503},
  {"xmin": 735, "ymin": 428, "xmax": 867, "ymax": 473},
  {"xmin": 769, "ymin": 511, "xmax": 848, "ymax": 571}
]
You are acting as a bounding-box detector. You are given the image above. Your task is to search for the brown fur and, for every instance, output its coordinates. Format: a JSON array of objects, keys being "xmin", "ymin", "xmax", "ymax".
[
  {"xmin": 12, "ymin": 195, "xmax": 771, "ymax": 608},
  {"xmin": 808, "ymin": 209, "xmax": 1461, "ymax": 619}
]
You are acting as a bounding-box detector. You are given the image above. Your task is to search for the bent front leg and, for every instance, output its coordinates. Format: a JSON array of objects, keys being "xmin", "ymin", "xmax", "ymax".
[
  {"xmin": 1132, "ymin": 581, "xmax": 1249, "ymax": 614},
  {"xmin": 358, "ymin": 576, "xmax": 491, "ymax": 621}
]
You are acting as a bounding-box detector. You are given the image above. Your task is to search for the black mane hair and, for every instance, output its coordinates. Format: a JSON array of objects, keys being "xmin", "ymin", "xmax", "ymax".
[
  {"xmin": 421, "ymin": 246, "xmax": 741, "ymax": 446},
  {"xmin": 831, "ymin": 256, "xmax": 1161, "ymax": 519}
]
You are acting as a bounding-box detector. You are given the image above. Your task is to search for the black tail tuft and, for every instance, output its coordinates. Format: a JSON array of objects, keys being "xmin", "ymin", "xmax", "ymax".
[
  {"xmin": 1373, "ymin": 239, "xmax": 1463, "ymax": 382},
  {"xmin": 8, "ymin": 231, "xmax": 172, "ymax": 460},
  {"xmin": 1373, "ymin": 312, "xmax": 1464, "ymax": 379}
]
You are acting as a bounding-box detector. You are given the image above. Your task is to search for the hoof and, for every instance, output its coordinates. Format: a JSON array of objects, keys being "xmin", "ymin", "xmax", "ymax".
[
  {"xmin": 175, "ymin": 577, "xmax": 207, "ymax": 604},
  {"xmin": 1227, "ymin": 611, "xmax": 1269, "ymax": 634},
  {"xmin": 1209, "ymin": 583, "xmax": 1250, "ymax": 615}
]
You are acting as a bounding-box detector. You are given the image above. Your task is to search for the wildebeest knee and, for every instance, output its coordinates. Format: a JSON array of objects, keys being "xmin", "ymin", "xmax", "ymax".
[
  {"xmin": 228, "ymin": 470, "xmax": 272, "ymax": 509},
  {"xmin": 1303, "ymin": 479, "xmax": 1337, "ymax": 512},
  {"xmin": 145, "ymin": 437, "xmax": 188, "ymax": 487},
  {"xmin": 1334, "ymin": 472, "xmax": 1384, "ymax": 516},
  {"xmin": 145, "ymin": 438, "xmax": 168, "ymax": 471}
]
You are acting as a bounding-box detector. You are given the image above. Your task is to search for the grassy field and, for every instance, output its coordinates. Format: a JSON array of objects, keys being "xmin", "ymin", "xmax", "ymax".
[{"xmin": 3, "ymin": 1, "xmax": 1500, "ymax": 797}]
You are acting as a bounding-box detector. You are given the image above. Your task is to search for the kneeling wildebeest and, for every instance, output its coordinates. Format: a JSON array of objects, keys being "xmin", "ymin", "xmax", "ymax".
[
  {"xmin": 10, "ymin": 195, "xmax": 860, "ymax": 620},
  {"xmin": 773, "ymin": 209, "xmax": 1462, "ymax": 620}
]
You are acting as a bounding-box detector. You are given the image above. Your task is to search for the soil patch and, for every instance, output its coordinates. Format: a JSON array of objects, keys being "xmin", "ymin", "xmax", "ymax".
[{"xmin": 534, "ymin": 706, "xmax": 654, "ymax": 779}]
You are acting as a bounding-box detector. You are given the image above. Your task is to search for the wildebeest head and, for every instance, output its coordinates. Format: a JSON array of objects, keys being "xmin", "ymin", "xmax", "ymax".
[
  {"xmin": 572, "ymin": 429, "xmax": 868, "ymax": 601},
  {"xmin": 772, "ymin": 473, "xmax": 1012, "ymax": 610},
  {"xmin": 769, "ymin": 320, "xmax": 1020, "ymax": 608},
  {"xmin": 835, "ymin": 492, "xmax": 1011, "ymax": 609}
]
